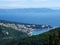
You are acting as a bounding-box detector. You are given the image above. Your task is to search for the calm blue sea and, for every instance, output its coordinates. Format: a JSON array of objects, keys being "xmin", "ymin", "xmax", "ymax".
[{"xmin": 0, "ymin": 13, "xmax": 60, "ymax": 35}]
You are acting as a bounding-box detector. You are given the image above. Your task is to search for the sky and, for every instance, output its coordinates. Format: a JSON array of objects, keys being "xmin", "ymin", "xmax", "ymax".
[{"xmin": 0, "ymin": 0, "xmax": 60, "ymax": 9}]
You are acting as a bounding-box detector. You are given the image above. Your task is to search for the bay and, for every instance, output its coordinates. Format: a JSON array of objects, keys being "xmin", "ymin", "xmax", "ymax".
[{"xmin": 0, "ymin": 12, "xmax": 60, "ymax": 35}]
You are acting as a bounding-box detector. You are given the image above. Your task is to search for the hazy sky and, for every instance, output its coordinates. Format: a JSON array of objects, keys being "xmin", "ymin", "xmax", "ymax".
[{"xmin": 0, "ymin": 0, "xmax": 60, "ymax": 8}]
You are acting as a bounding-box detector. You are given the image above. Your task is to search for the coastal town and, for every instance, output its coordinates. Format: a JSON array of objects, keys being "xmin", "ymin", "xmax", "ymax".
[{"xmin": 0, "ymin": 21, "xmax": 53, "ymax": 36}]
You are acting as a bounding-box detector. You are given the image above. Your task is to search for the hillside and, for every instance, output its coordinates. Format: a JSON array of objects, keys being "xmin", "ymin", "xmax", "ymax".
[
  {"xmin": 0, "ymin": 24, "xmax": 60, "ymax": 45},
  {"xmin": 0, "ymin": 20, "xmax": 59, "ymax": 45},
  {"xmin": 17, "ymin": 27, "xmax": 60, "ymax": 45},
  {"xmin": 0, "ymin": 20, "xmax": 53, "ymax": 36},
  {"xmin": 0, "ymin": 25, "xmax": 29, "ymax": 38}
]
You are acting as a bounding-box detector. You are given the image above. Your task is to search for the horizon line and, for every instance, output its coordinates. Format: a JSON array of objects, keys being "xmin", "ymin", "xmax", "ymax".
[{"xmin": 0, "ymin": 7, "xmax": 60, "ymax": 9}]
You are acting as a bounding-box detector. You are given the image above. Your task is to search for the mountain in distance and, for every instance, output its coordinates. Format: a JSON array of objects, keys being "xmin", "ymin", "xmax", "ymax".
[{"xmin": 0, "ymin": 8, "xmax": 60, "ymax": 13}]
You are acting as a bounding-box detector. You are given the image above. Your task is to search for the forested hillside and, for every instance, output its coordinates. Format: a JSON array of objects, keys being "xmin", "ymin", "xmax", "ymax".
[
  {"xmin": 0, "ymin": 25, "xmax": 29, "ymax": 45},
  {"xmin": 0, "ymin": 21, "xmax": 60, "ymax": 45},
  {"xmin": 18, "ymin": 27, "xmax": 60, "ymax": 45}
]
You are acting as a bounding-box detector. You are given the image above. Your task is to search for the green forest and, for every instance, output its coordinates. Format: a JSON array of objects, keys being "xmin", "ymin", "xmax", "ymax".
[
  {"xmin": 18, "ymin": 27, "xmax": 60, "ymax": 45},
  {"xmin": 0, "ymin": 25, "xmax": 60, "ymax": 45}
]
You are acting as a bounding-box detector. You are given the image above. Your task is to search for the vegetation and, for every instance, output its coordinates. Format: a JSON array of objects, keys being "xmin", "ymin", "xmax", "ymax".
[
  {"xmin": 0, "ymin": 24, "xmax": 60, "ymax": 45},
  {"xmin": 17, "ymin": 27, "xmax": 60, "ymax": 45},
  {"xmin": 18, "ymin": 28, "xmax": 60, "ymax": 45},
  {"xmin": 0, "ymin": 25, "xmax": 28, "ymax": 45}
]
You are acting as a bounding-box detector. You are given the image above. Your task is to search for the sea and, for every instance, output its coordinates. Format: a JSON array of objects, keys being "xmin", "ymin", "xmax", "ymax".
[{"xmin": 0, "ymin": 12, "xmax": 60, "ymax": 35}]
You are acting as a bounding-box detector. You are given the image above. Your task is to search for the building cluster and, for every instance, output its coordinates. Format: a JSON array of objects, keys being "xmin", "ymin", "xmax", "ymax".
[
  {"xmin": 0, "ymin": 22, "xmax": 53, "ymax": 36},
  {"xmin": 0, "ymin": 22, "xmax": 34, "ymax": 36}
]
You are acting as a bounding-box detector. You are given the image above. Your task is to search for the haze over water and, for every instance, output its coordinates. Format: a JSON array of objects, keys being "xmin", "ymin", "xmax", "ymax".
[
  {"xmin": 0, "ymin": 8, "xmax": 60, "ymax": 35},
  {"xmin": 0, "ymin": 11, "xmax": 60, "ymax": 26}
]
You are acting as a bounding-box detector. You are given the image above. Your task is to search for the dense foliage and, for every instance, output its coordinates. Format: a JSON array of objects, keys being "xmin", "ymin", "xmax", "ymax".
[
  {"xmin": 18, "ymin": 28, "xmax": 60, "ymax": 45},
  {"xmin": 0, "ymin": 26, "xmax": 28, "ymax": 45},
  {"xmin": 0, "ymin": 25, "xmax": 60, "ymax": 45}
]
